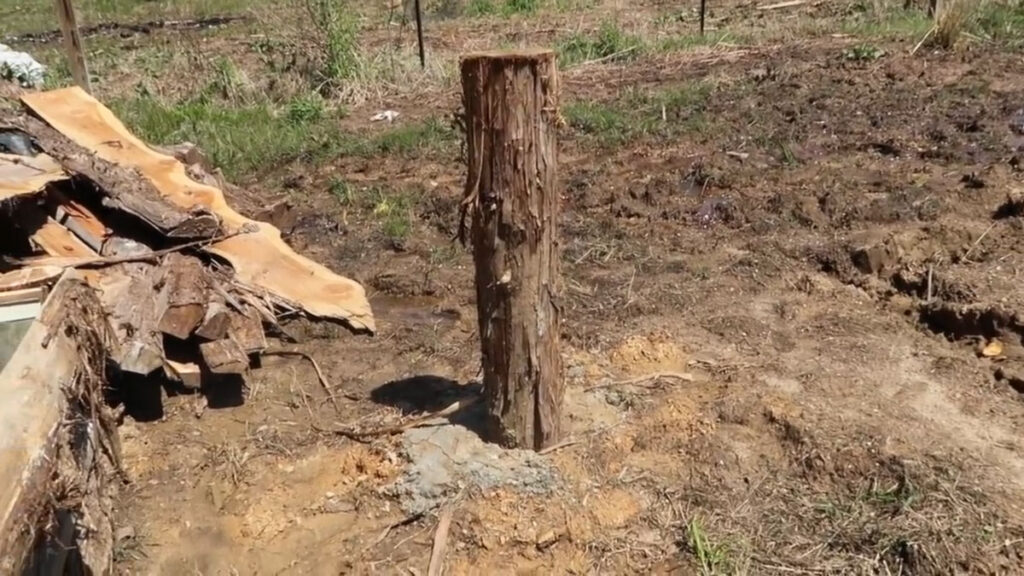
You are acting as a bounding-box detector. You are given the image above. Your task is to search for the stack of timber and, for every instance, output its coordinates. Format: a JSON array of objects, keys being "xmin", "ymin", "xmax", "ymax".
[{"xmin": 0, "ymin": 86, "xmax": 374, "ymax": 574}]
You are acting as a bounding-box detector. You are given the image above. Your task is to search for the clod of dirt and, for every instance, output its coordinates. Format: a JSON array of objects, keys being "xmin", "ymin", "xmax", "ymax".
[
  {"xmin": 994, "ymin": 191, "xmax": 1024, "ymax": 220},
  {"xmin": 851, "ymin": 239, "xmax": 900, "ymax": 275},
  {"xmin": 387, "ymin": 424, "xmax": 558, "ymax": 514},
  {"xmin": 961, "ymin": 172, "xmax": 986, "ymax": 189}
]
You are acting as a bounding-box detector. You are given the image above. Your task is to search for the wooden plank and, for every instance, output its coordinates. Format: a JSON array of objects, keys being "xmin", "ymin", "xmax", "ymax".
[
  {"xmin": 0, "ymin": 288, "xmax": 45, "ymax": 307},
  {"xmin": 199, "ymin": 338, "xmax": 248, "ymax": 374},
  {"xmin": 0, "ymin": 274, "xmax": 87, "ymax": 572},
  {"xmin": 31, "ymin": 217, "xmax": 96, "ymax": 258},
  {"xmin": 0, "ymin": 266, "xmax": 64, "ymax": 291},
  {"xmin": 461, "ymin": 50, "xmax": 563, "ymax": 450},
  {"xmin": 20, "ymin": 88, "xmax": 375, "ymax": 333},
  {"xmin": 53, "ymin": 0, "xmax": 91, "ymax": 93},
  {"xmin": 50, "ymin": 190, "xmax": 108, "ymax": 252},
  {"xmin": 164, "ymin": 359, "xmax": 202, "ymax": 390},
  {"xmin": 0, "ymin": 153, "xmax": 66, "ymax": 202}
]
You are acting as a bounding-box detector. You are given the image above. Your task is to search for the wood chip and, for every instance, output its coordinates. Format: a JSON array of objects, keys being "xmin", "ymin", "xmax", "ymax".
[{"xmin": 427, "ymin": 506, "xmax": 454, "ymax": 576}]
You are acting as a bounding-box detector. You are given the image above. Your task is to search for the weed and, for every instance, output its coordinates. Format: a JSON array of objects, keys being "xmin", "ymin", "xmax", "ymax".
[
  {"xmin": 329, "ymin": 177, "xmax": 356, "ymax": 205},
  {"xmin": 974, "ymin": 0, "xmax": 1024, "ymax": 44},
  {"xmin": 842, "ymin": 43, "xmax": 886, "ymax": 61},
  {"xmin": 687, "ymin": 517, "xmax": 730, "ymax": 575},
  {"xmin": 562, "ymin": 101, "xmax": 632, "ymax": 146},
  {"xmin": 429, "ymin": 244, "xmax": 461, "ymax": 266},
  {"xmin": 504, "ymin": 0, "xmax": 539, "ymax": 14},
  {"xmin": 287, "ymin": 92, "xmax": 326, "ymax": 125},
  {"xmin": 368, "ymin": 187, "xmax": 416, "ymax": 244},
  {"xmin": 205, "ymin": 57, "xmax": 247, "ymax": 102},
  {"xmin": 371, "ymin": 117, "xmax": 455, "ymax": 156},
  {"xmin": 557, "ymin": 21, "xmax": 642, "ymax": 67},
  {"xmin": 843, "ymin": 4, "xmax": 932, "ymax": 38},
  {"xmin": 465, "ymin": 0, "xmax": 497, "ymax": 16},
  {"xmin": 307, "ymin": 0, "xmax": 360, "ymax": 85}
]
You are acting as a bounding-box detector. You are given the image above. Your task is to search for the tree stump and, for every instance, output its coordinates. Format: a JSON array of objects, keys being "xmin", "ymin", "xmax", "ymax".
[{"xmin": 460, "ymin": 49, "xmax": 563, "ymax": 450}]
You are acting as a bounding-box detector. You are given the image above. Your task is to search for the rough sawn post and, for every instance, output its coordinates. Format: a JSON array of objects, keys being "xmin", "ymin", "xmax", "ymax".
[{"xmin": 460, "ymin": 49, "xmax": 563, "ymax": 450}]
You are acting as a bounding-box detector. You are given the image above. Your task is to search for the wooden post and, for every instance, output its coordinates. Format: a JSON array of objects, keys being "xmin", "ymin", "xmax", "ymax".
[
  {"xmin": 460, "ymin": 49, "xmax": 562, "ymax": 450},
  {"xmin": 53, "ymin": 0, "xmax": 91, "ymax": 92}
]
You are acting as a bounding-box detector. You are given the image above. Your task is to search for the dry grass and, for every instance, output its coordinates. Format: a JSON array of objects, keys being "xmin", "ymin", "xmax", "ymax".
[{"xmin": 931, "ymin": 0, "xmax": 982, "ymax": 49}]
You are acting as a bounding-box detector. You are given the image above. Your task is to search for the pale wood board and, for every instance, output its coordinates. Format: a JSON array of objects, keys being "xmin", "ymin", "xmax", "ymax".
[
  {"xmin": 0, "ymin": 266, "xmax": 65, "ymax": 291},
  {"xmin": 21, "ymin": 87, "xmax": 375, "ymax": 333},
  {"xmin": 0, "ymin": 273, "xmax": 80, "ymax": 572},
  {"xmin": 0, "ymin": 153, "xmax": 66, "ymax": 201}
]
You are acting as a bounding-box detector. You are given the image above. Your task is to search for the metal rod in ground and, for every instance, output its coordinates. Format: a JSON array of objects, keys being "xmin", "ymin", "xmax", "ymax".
[
  {"xmin": 414, "ymin": 0, "xmax": 425, "ymax": 68},
  {"xmin": 700, "ymin": 0, "xmax": 707, "ymax": 36}
]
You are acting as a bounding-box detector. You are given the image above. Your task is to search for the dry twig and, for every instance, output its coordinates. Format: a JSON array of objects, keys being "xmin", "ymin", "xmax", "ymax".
[
  {"xmin": 317, "ymin": 397, "xmax": 480, "ymax": 442},
  {"xmin": 584, "ymin": 372, "xmax": 695, "ymax": 392},
  {"xmin": 427, "ymin": 505, "xmax": 454, "ymax": 576},
  {"xmin": 263, "ymin": 349, "xmax": 340, "ymax": 413}
]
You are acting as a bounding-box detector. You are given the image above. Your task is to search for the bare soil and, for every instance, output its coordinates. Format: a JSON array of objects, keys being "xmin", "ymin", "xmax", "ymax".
[{"xmin": 44, "ymin": 0, "xmax": 1024, "ymax": 573}]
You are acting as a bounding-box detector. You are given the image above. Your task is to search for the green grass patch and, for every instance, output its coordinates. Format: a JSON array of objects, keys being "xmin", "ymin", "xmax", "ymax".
[
  {"xmin": 842, "ymin": 4, "xmax": 933, "ymax": 39},
  {"xmin": 328, "ymin": 179, "xmax": 417, "ymax": 244},
  {"xmin": 113, "ymin": 92, "xmax": 454, "ymax": 180},
  {"xmin": 557, "ymin": 21, "xmax": 642, "ymax": 67},
  {"xmin": 563, "ymin": 82, "xmax": 712, "ymax": 147},
  {"xmin": 462, "ymin": 0, "xmax": 540, "ymax": 17},
  {"xmin": 974, "ymin": 1, "xmax": 1024, "ymax": 45},
  {"xmin": 686, "ymin": 517, "xmax": 732, "ymax": 575}
]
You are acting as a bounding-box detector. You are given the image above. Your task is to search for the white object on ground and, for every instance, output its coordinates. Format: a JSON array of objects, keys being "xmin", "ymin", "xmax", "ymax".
[
  {"xmin": 0, "ymin": 43, "xmax": 46, "ymax": 88},
  {"xmin": 371, "ymin": 110, "xmax": 400, "ymax": 122}
]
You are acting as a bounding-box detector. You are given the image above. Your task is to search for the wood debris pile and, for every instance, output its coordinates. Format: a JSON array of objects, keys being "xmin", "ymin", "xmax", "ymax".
[
  {"xmin": 0, "ymin": 86, "xmax": 374, "ymax": 573},
  {"xmin": 1, "ymin": 86, "xmax": 374, "ymax": 388}
]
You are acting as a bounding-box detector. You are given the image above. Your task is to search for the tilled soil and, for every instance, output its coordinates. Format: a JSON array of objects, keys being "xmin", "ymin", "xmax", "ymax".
[{"xmin": 91, "ymin": 2, "xmax": 1024, "ymax": 574}]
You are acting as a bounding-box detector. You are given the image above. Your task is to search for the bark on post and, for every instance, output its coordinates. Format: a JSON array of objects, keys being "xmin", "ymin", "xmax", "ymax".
[{"xmin": 460, "ymin": 49, "xmax": 562, "ymax": 450}]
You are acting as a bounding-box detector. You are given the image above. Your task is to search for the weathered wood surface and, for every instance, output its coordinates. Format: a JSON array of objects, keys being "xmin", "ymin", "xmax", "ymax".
[
  {"xmin": 461, "ymin": 49, "xmax": 563, "ymax": 450},
  {"xmin": 200, "ymin": 338, "xmax": 249, "ymax": 374},
  {"xmin": 20, "ymin": 88, "xmax": 375, "ymax": 333},
  {"xmin": 53, "ymin": 0, "xmax": 91, "ymax": 92},
  {"xmin": 0, "ymin": 275, "xmax": 96, "ymax": 573},
  {"xmin": 157, "ymin": 253, "xmax": 209, "ymax": 340},
  {"xmin": 4, "ymin": 113, "xmax": 221, "ymax": 239},
  {"xmin": 0, "ymin": 152, "xmax": 66, "ymax": 201}
]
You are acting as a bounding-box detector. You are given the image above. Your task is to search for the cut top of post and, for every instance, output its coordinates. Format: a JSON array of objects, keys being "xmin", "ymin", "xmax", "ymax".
[{"xmin": 460, "ymin": 48, "xmax": 555, "ymax": 62}]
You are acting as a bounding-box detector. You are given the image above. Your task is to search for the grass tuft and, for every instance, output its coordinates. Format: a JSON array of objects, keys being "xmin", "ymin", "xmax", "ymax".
[
  {"xmin": 557, "ymin": 21, "xmax": 642, "ymax": 67},
  {"xmin": 686, "ymin": 517, "xmax": 731, "ymax": 575},
  {"xmin": 563, "ymin": 82, "xmax": 711, "ymax": 147}
]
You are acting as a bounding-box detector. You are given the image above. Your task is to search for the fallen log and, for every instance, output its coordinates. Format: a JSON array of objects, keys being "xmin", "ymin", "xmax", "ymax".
[
  {"xmin": 157, "ymin": 253, "xmax": 209, "ymax": 340},
  {"xmin": 2, "ymin": 113, "xmax": 222, "ymax": 239}
]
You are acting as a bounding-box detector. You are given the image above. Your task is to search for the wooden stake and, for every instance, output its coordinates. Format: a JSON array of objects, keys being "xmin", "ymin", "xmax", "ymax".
[
  {"xmin": 460, "ymin": 49, "xmax": 563, "ymax": 450},
  {"xmin": 53, "ymin": 0, "xmax": 91, "ymax": 93},
  {"xmin": 700, "ymin": 0, "xmax": 707, "ymax": 36}
]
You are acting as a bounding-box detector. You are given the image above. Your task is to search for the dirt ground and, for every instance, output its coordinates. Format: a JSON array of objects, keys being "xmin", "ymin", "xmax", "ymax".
[{"xmin": 10, "ymin": 0, "xmax": 1024, "ymax": 573}]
